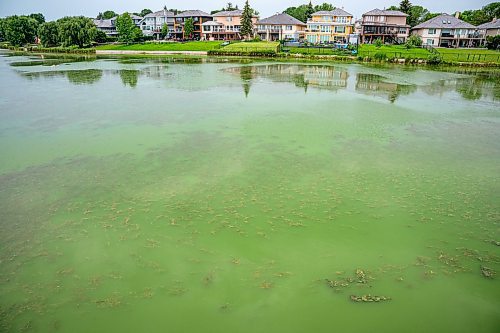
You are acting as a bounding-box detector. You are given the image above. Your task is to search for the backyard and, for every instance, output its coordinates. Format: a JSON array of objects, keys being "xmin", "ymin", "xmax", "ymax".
[{"xmin": 96, "ymin": 41, "xmax": 223, "ymax": 51}]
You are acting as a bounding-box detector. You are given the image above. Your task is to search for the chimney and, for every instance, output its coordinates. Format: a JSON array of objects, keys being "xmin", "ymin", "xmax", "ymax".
[{"xmin": 455, "ymin": 11, "xmax": 460, "ymax": 19}]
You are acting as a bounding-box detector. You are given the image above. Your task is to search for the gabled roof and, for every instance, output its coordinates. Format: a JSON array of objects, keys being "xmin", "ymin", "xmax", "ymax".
[
  {"xmin": 413, "ymin": 14, "xmax": 476, "ymax": 29},
  {"xmin": 202, "ymin": 21, "xmax": 223, "ymax": 26},
  {"xmin": 363, "ymin": 8, "xmax": 408, "ymax": 17},
  {"xmin": 477, "ymin": 18, "xmax": 500, "ymax": 29},
  {"xmin": 257, "ymin": 13, "xmax": 306, "ymax": 25},
  {"xmin": 144, "ymin": 9, "xmax": 175, "ymax": 18},
  {"xmin": 313, "ymin": 8, "xmax": 353, "ymax": 17},
  {"xmin": 213, "ymin": 10, "xmax": 258, "ymax": 18},
  {"xmin": 213, "ymin": 10, "xmax": 243, "ymax": 17},
  {"xmin": 176, "ymin": 10, "xmax": 212, "ymax": 18},
  {"xmin": 93, "ymin": 19, "xmax": 114, "ymax": 28}
]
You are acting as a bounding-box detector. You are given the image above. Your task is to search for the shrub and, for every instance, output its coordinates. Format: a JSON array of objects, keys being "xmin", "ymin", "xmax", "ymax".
[
  {"xmin": 405, "ymin": 34, "xmax": 423, "ymax": 48},
  {"xmin": 486, "ymin": 35, "xmax": 500, "ymax": 50},
  {"xmin": 374, "ymin": 38, "xmax": 383, "ymax": 48},
  {"xmin": 427, "ymin": 53, "xmax": 442, "ymax": 64}
]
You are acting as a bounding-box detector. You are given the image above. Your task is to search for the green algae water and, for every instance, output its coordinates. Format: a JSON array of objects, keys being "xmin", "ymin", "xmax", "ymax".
[{"xmin": 0, "ymin": 51, "xmax": 499, "ymax": 333}]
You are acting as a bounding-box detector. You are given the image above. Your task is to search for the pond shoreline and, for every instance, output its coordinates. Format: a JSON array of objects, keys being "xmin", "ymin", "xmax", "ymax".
[{"xmin": 2, "ymin": 47, "xmax": 500, "ymax": 68}]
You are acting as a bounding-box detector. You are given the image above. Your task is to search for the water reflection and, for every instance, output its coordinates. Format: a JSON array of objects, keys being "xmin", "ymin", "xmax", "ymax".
[
  {"xmin": 356, "ymin": 73, "xmax": 416, "ymax": 103},
  {"xmin": 23, "ymin": 69, "xmax": 103, "ymax": 85},
  {"xmin": 119, "ymin": 70, "xmax": 139, "ymax": 87},
  {"xmin": 227, "ymin": 64, "xmax": 499, "ymax": 102}
]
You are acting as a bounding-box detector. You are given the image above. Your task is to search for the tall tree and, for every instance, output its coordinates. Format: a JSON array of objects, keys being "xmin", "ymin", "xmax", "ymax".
[
  {"xmin": 315, "ymin": 3, "xmax": 335, "ymax": 11},
  {"xmin": 305, "ymin": 1, "xmax": 315, "ymax": 21},
  {"xmin": 399, "ymin": 0, "xmax": 412, "ymax": 14},
  {"xmin": 116, "ymin": 13, "xmax": 139, "ymax": 44},
  {"xmin": 57, "ymin": 16, "xmax": 97, "ymax": 47},
  {"xmin": 140, "ymin": 9, "xmax": 153, "ymax": 17},
  {"xmin": 241, "ymin": 0, "xmax": 254, "ymax": 39},
  {"xmin": 407, "ymin": 5, "xmax": 429, "ymax": 27},
  {"xmin": 29, "ymin": 13, "xmax": 45, "ymax": 25},
  {"xmin": 0, "ymin": 19, "xmax": 5, "ymax": 42},
  {"xmin": 183, "ymin": 18, "xmax": 195, "ymax": 39},
  {"xmin": 102, "ymin": 11, "xmax": 117, "ymax": 19},
  {"xmin": 460, "ymin": 10, "xmax": 489, "ymax": 26},
  {"xmin": 3, "ymin": 15, "xmax": 39, "ymax": 46},
  {"xmin": 482, "ymin": 2, "xmax": 500, "ymax": 21},
  {"xmin": 38, "ymin": 21, "xmax": 59, "ymax": 47}
]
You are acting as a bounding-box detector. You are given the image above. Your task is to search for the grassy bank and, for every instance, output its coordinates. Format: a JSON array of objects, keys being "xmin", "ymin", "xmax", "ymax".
[
  {"xmin": 437, "ymin": 48, "xmax": 500, "ymax": 63},
  {"xmin": 96, "ymin": 41, "xmax": 222, "ymax": 52}
]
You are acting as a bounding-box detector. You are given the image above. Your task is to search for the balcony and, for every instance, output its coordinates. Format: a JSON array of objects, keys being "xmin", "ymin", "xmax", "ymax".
[{"xmin": 441, "ymin": 33, "xmax": 455, "ymax": 38}]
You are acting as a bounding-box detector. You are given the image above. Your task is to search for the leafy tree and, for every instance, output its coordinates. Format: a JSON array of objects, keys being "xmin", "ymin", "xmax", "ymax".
[
  {"xmin": 211, "ymin": 3, "xmax": 239, "ymax": 14},
  {"xmin": 284, "ymin": 3, "xmax": 335, "ymax": 23},
  {"xmin": 94, "ymin": 29, "xmax": 107, "ymax": 43},
  {"xmin": 407, "ymin": 5, "xmax": 429, "ymax": 27},
  {"xmin": 460, "ymin": 10, "xmax": 489, "ymax": 26},
  {"xmin": 183, "ymin": 18, "xmax": 195, "ymax": 39},
  {"xmin": 38, "ymin": 21, "xmax": 59, "ymax": 47},
  {"xmin": 96, "ymin": 12, "xmax": 104, "ymax": 20},
  {"xmin": 3, "ymin": 15, "xmax": 39, "ymax": 46},
  {"xmin": 57, "ymin": 16, "xmax": 97, "ymax": 47},
  {"xmin": 305, "ymin": 1, "xmax": 315, "ymax": 21},
  {"xmin": 140, "ymin": 9, "xmax": 153, "ymax": 17},
  {"xmin": 483, "ymin": 2, "xmax": 500, "ymax": 21},
  {"xmin": 102, "ymin": 11, "xmax": 117, "ymax": 19},
  {"xmin": 161, "ymin": 23, "xmax": 169, "ymax": 39},
  {"xmin": 29, "ymin": 13, "xmax": 45, "ymax": 25},
  {"xmin": 116, "ymin": 13, "xmax": 140, "ymax": 44},
  {"xmin": 387, "ymin": 6, "xmax": 399, "ymax": 11},
  {"xmin": 241, "ymin": 0, "xmax": 254, "ymax": 39},
  {"xmin": 315, "ymin": 3, "xmax": 334, "ymax": 11},
  {"xmin": 0, "ymin": 19, "xmax": 5, "ymax": 42},
  {"xmin": 399, "ymin": 0, "xmax": 412, "ymax": 14}
]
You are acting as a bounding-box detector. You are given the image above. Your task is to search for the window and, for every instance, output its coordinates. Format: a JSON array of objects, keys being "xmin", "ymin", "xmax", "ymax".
[
  {"xmin": 426, "ymin": 39, "xmax": 434, "ymax": 45},
  {"xmin": 307, "ymin": 35, "xmax": 316, "ymax": 43},
  {"xmin": 321, "ymin": 25, "xmax": 331, "ymax": 32},
  {"xmin": 335, "ymin": 26, "xmax": 345, "ymax": 33},
  {"xmin": 399, "ymin": 28, "xmax": 407, "ymax": 34},
  {"xmin": 320, "ymin": 35, "xmax": 330, "ymax": 42},
  {"xmin": 428, "ymin": 28, "xmax": 436, "ymax": 34},
  {"xmin": 286, "ymin": 25, "xmax": 293, "ymax": 31},
  {"xmin": 227, "ymin": 17, "xmax": 233, "ymax": 22}
]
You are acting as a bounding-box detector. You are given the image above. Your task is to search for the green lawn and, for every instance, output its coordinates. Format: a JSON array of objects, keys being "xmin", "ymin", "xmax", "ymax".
[
  {"xmin": 287, "ymin": 47, "xmax": 346, "ymax": 56},
  {"xmin": 96, "ymin": 41, "xmax": 223, "ymax": 51},
  {"xmin": 436, "ymin": 48, "xmax": 500, "ymax": 63},
  {"xmin": 221, "ymin": 42, "xmax": 279, "ymax": 52},
  {"xmin": 358, "ymin": 45, "xmax": 431, "ymax": 58}
]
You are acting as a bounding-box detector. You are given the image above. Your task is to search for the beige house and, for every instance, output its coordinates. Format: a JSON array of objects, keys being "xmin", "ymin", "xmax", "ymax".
[
  {"xmin": 256, "ymin": 13, "xmax": 306, "ymax": 41},
  {"xmin": 202, "ymin": 10, "xmax": 259, "ymax": 40},
  {"xmin": 305, "ymin": 8, "xmax": 354, "ymax": 44},
  {"xmin": 412, "ymin": 14, "xmax": 484, "ymax": 47},
  {"xmin": 361, "ymin": 9, "xmax": 409, "ymax": 44}
]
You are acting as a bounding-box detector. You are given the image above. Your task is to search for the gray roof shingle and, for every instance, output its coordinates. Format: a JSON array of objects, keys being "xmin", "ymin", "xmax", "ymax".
[
  {"xmin": 313, "ymin": 8, "xmax": 353, "ymax": 17},
  {"xmin": 413, "ymin": 14, "xmax": 476, "ymax": 29},
  {"xmin": 175, "ymin": 10, "xmax": 212, "ymax": 18},
  {"xmin": 144, "ymin": 9, "xmax": 174, "ymax": 18},
  {"xmin": 363, "ymin": 8, "xmax": 408, "ymax": 17},
  {"xmin": 477, "ymin": 18, "xmax": 500, "ymax": 29},
  {"xmin": 257, "ymin": 13, "xmax": 305, "ymax": 25}
]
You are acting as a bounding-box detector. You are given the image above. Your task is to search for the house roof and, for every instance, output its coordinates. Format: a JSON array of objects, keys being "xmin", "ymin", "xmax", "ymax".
[
  {"xmin": 213, "ymin": 10, "xmax": 258, "ymax": 18},
  {"xmin": 213, "ymin": 10, "xmax": 243, "ymax": 17},
  {"xmin": 93, "ymin": 19, "xmax": 114, "ymax": 28},
  {"xmin": 202, "ymin": 21, "xmax": 224, "ymax": 26},
  {"xmin": 144, "ymin": 9, "xmax": 175, "ymax": 18},
  {"xmin": 257, "ymin": 13, "xmax": 305, "ymax": 26},
  {"xmin": 176, "ymin": 10, "xmax": 212, "ymax": 18},
  {"xmin": 313, "ymin": 8, "xmax": 353, "ymax": 17},
  {"xmin": 477, "ymin": 18, "xmax": 500, "ymax": 29},
  {"xmin": 363, "ymin": 9, "xmax": 408, "ymax": 17},
  {"xmin": 413, "ymin": 14, "xmax": 476, "ymax": 29}
]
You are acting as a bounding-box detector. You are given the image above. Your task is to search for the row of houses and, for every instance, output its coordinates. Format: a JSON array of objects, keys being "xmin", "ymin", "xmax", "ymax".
[{"xmin": 94, "ymin": 6, "xmax": 500, "ymax": 47}]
